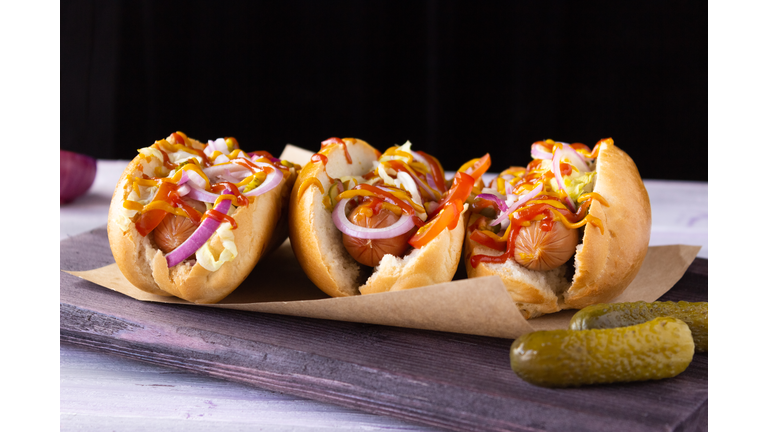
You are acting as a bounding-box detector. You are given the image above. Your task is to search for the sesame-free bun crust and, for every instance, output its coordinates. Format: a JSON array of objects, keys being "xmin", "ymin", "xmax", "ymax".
[
  {"xmin": 289, "ymin": 138, "xmax": 466, "ymax": 298},
  {"xmin": 107, "ymin": 137, "xmax": 296, "ymax": 304},
  {"xmin": 465, "ymin": 140, "xmax": 651, "ymax": 318}
]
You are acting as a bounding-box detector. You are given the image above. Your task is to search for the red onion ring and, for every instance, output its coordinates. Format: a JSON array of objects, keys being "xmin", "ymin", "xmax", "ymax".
[
  {"xmin": 332, "ymin": 198, "xmax": 416, "ymax": 240},
  {"xmin": 531, "ymin": 143, "xmax": 552, "ymax": 160},
  {"xmin": 165, "ymin": 187, "xmax": 233, "ymax": 267},
  {"xmin": 242, "ymin": 163, "xmax": 284, "ymax": 197}
]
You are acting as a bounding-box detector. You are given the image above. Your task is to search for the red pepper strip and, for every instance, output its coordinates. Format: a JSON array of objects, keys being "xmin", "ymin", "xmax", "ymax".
[
  {"xmin": 416, "ymin": 151, "xmax": 446, "ymax": 192},
  {"xmin": 408, "ymin": 199, "xmax": 462, "ymax": 248},
  {"xmin": 428, "ymin": 172, "xmax": 474, "ymax": 219},
  {"xmin": 464, "ymin": 153, "xmax": 491, "ymax": 181}
]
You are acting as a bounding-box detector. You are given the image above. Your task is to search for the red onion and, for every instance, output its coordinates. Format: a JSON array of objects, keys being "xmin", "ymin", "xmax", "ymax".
[
  {"xmin": 165, "ymin": 188, "xmax": 233, "ymax": 267},
  {"xmin": 60, "ymin": 150, "xmax": 97, "ymax": 204},
  {"xmin": 332, "ymin": 198, "xmax": 416, "ymax": 239},
  {"xmin": 475, "ymin": 193, "xmax": 508, "ymax": 212},
  {"xmin": 558, "ymin": 144, "xmax": 590, "ymax": 173},
  {"xmin": 186, "ymin": 185, "xmax": 220, "ymax": 203},
  {"xmin": 530, "ymin": 143, "xmax": 552, "ymax": 160},
  {"xmin": 242, "ymin": 163, "xmax": 284, "ymax": 197},
  {"xmin": 552, "ymin": 147, "xmax": 577, "ymax": 212},
  {"xmin": 205, "ymin": 138, "xmax": 229, "ymax": 157},
  {"xmin": 490, "ymin": 183, "xmax": 543, "ymax": 226}
]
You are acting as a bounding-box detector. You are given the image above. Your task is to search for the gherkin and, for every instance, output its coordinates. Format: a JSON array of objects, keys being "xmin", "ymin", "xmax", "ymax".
[
  {"xmin": 510, "ymin": 317, "xmax": 694, "ymax": 387},
  {"xmin": 570, "ymin": 301, "xmax": 708, "ymax": 352}
]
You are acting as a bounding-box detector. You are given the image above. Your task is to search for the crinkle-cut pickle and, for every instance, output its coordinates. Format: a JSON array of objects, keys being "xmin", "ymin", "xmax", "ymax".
[
  {"xmin": 570, "ymin": 301, "xmax": 708, "ymax": 352},
  {"xmin": 510, "ymin": 317, "xmax": 694, "ymax": 388}
]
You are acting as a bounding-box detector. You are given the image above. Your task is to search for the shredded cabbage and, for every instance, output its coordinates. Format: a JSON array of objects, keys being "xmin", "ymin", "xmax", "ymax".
[
  {"xmin": 549, "ymin": 170, "xmax": 596, "ymax": 204},
  {"xmin": 118, "ymin": 185, "xmax": 157, "ymax": 231},
  {"xmin": 195, "ymin": 222, "xmax": 238, "ymax": 271}
]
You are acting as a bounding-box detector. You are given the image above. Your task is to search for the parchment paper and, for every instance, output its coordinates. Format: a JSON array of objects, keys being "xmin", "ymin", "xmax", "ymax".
[{"xmin": 63, "ymin": 145, "xmax": 702, "ymax": 339}]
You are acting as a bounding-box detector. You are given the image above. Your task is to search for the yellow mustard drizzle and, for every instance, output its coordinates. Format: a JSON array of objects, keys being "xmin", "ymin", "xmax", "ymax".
[
  {"xmin": 550, "ymin": 211, "xmax": 604, "ymax": 234},
  {"xmin": 298, "ymin": 178, "xmax": 325, "ymax": 198},
  {"xmin": 578, "ymin": 192, "xmax": 609, "ymax": 207},
  {"xmin": 213, "ymin": 194, "xmax": 237, "ymax": 208},
  {"xmin": 123, "ymin": 200, "xmax": 187, "ymax": 218}
]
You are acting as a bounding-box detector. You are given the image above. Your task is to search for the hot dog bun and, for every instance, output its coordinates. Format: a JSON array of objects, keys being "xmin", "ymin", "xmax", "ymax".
[
  {"xmin": 465, "ymin": 140, "xmax": 651, "ymax": 318},
  {"xmin": 289, "ymin": 138, "xmax": 466, "ymax": 297},
  {"xmin": 107, "ymin": 133, "xmax": 297, "ymax": 304}
]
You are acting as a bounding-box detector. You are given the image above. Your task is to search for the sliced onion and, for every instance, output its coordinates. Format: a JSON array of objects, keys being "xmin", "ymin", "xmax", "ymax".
[
  {"xmin": 558, "ymin": 144, "xmax": 590, "ymax": 173},
  {"xmin": 425, "ymin": 173, "xmax": 438, "ymax": 191},
  {"xmin": 332, "ymin": 198, "xmax": 416, "ymax": 240},
  {"xmin": 475, "ymin": 193, "xmax": 508, "ymax": 212},
  {"xmin": 186, "ymin": 170, "xmax": 208, "ymax": 189},
  {"xmin": 203, "ymin": 162, "xmax": 250, "ymax": 181},
  {"xmin": 60, "ymin": 150, "xmax": 97, "ymax": 204},
  {"xmin": 177, "ymin": 184, "xmax": 190, "ymax": 196},
  {"xmin": 242, "ymin": 163, "xmax": 284, "ymax": 197},
  {"xmin": 490, "ymin": 182, "xmax": 543, "ymax": 226},
  {"xmin": 165, "ymin": 187, "xmax": 233, "ymax": 267},
  {"xmin": 531, "ymin": 143, "xmax": 552, "ymax": 160},
  {"xmin": 205, "ymin": 138, "xmax": 229, "ymax": 157},
  {"xmin": 186, "ymin": 184, "xmax": 219, "ymax": 203},
  {"xmin": 552, "ymin": 147, "xmax": 577, "ymax": 212}
]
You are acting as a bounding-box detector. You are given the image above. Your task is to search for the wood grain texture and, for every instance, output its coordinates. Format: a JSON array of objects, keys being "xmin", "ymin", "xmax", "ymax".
[{"xmin": 61, "ymin": 227, "xmax": 707, "ymax": 432}]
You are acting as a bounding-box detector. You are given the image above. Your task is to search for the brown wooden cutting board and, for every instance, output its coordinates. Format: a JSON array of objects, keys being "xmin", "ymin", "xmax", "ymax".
[{"xmin": 60, "ymin": 227, "xmax": 707, "ymax": 432}]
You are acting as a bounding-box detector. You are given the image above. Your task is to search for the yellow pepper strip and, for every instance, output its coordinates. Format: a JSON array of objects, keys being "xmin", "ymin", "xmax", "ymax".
[
  {"xmin": 496, "ymin": 177, "xmax": 506, "ymax": 194},
  {"xmin": 550, "ymin": 210, "xmax": 604, "ymax": 234},
  {"xmin": 458, "ymin": 158, "xmax": 480, "ymax": 174},
  {"xmin": 578, "ymin": 192, "xmax": 609, "ymax": 207}
]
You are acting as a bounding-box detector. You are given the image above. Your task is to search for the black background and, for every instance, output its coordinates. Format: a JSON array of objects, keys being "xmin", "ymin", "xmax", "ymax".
[{"xmin": 61, "ymin": 1, "xmax": 706, "ymax": 181}]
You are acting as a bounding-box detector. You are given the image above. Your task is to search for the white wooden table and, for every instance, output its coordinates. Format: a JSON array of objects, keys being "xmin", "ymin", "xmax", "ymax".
[{"xmin": 60, "ymin": 160, "xmax": 707, "ymax": 431}]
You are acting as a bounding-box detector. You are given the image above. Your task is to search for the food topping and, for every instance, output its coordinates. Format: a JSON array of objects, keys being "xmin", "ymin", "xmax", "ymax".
[
  {"xmin": 120, "ymin": 132, "xmax": 295, "ymax": 268},
  {"xmin": 468, "ymin": 139, "xmax": 611, "ymax": 270},
  {"xmin": 313, "ymin": 139, "xmax": 479, "ymax": 267}
]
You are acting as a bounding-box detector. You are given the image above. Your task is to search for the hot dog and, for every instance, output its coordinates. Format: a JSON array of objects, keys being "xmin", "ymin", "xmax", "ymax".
[
  {"xmin": 107, "ymin": 132, "xmax": 298, "ymax": 303},
  {"xmin": 464, "ymin": 138, "xmax": 651, "ymax": 318},
  {"xmin": 289, "ymin": 137, "xmax": 488, "ymax": 296}
]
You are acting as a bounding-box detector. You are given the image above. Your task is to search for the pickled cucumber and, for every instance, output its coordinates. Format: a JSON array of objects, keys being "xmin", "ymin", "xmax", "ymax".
[
  {"xmin": 569, "ymin": 301, "xmax": 708, "ymax": 352},
  {"xmin": 510, "ymin": 317, "xmax": 694, "ymax": 387}
]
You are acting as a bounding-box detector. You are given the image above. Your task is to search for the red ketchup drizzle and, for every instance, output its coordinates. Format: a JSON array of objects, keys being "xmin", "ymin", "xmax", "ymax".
[{"xmin": 320, "ymin": 137, "xmax": 352, "ymax": 164}]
